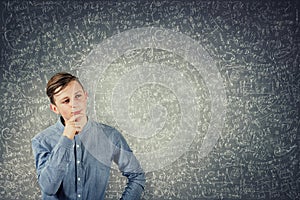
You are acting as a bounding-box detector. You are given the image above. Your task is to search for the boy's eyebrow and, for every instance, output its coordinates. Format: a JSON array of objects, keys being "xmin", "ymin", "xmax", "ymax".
[
  {"xmin": 56, "ymin": 90, "xmax": 83, "ymax": 101},
  {"xmin": 74, "ymin": 90, "xmax": 82, "ymax": 94}
]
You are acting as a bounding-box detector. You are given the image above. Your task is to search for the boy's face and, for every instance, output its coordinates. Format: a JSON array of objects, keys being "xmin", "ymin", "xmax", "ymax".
[{"xmin": 50, "ymin": 80, "xmax": 88, "ymax": 123}]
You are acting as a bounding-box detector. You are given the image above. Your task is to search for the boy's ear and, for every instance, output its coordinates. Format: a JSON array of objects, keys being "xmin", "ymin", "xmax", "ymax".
[{"xmin": 50, "ymin": 104, "xmax": 60, "ymax": 115}]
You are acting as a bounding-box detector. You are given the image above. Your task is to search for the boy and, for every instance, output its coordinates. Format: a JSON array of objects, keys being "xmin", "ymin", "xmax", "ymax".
[{"xmin": 32, "ymin": 72, "xmax": 145, "ymax": 200}]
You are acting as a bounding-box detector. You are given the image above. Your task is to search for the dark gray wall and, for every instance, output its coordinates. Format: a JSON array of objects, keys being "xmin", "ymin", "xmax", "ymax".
[{"xmin": 0, "ymin": 0, "xmax": 299, "ymax": 199}]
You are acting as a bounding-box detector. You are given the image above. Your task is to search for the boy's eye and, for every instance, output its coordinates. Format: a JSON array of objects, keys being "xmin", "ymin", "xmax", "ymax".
[
  {"xmin": 75, "ymin": 94, "xmax": 82, "ymax": 98},
  {"xmin": 63, "ymin": 99, "xmax": 70, "ymax": 104}
]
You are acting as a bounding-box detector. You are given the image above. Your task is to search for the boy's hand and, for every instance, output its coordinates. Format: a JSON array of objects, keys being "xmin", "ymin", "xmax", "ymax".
[{"xmin": 63, "ymin": 114, "xmax": 84, "ymax": 140}]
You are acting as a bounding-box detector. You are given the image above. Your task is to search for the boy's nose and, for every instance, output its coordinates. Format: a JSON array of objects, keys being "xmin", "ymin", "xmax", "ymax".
[{"xmin": 70, "ymin": 98, "xmax": 78, "ymax": 108}]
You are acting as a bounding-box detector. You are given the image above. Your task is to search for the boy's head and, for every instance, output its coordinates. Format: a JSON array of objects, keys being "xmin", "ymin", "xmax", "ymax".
[
  {"xmin": 46, "ymin": 72, "xmax": 88, "ymax": 123},
  {"xmin": 46, "ymin": 72, "xmax": 84, "ymax": 105}
]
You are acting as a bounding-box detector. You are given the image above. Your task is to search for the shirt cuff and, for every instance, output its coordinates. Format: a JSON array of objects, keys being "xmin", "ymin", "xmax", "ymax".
[{"xmin": 58, "ymin": 135, "xmax": 73, "ymax": 149}]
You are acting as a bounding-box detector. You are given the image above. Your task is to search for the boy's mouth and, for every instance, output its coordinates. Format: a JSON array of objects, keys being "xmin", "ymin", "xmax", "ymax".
[{"xmin": 72, "ymin": 110, "xmax": 82, "ymax": 115}]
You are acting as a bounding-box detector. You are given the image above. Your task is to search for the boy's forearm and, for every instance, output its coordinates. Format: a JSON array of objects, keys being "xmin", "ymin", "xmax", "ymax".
[
  {"xmin": 32, "ymin": 135, "xmax": 73, "ymax": 195},
  {"xmin": 121, "ymin": 172, "xmax": 146, "ymax": 200}
]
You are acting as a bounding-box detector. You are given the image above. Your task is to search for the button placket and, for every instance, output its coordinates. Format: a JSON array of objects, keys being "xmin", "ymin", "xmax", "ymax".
[{"xmin": 75, "ymin": 137, "xmax": 83, "ymax": 199}]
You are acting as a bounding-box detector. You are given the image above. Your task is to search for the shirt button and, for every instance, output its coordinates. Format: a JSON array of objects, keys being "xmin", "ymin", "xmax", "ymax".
[
  {"xmin": 77, "ymin": 144, "xmax": 80, "ymax": 148},
  {"xmin": 78, "ymin": 177, "xmax": 81, "ymax": 181},
  {"xmin": 77, "ymin": 160, "xmax": 80, "ymax": 164},
  {"xmin": 78, "ymin": 194, "xmax": 81, "ymax": 198}
]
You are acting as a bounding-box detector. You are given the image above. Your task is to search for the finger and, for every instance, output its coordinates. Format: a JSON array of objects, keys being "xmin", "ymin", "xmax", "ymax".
[
  {"xmin": 75, "ymin": 126, "xmax": 82, "ymax": 133},
  {"xmin": 73, "ymin": 113, "xmax": 85, "ymax": 121},
  {"xmin": 67, "ymin": 114, "xmax": 84, "ymax": 123}
]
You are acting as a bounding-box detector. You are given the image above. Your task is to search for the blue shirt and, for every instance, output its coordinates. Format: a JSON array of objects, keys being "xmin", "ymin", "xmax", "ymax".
[{"xmin": 32, "ymin": 117, "xmax": 145, "ymax": 200}]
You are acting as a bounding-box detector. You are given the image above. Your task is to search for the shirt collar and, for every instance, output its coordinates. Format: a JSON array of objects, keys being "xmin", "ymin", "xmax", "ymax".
[{"xmin": 56, "ymin": 116, "xmax": 65, "ymax": 133}]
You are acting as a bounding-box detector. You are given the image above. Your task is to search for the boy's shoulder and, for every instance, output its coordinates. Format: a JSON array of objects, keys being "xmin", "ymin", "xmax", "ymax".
[
  {"xmin": 91, "ymin": 120, "xmax": 122, "ymax": 137},
  {"xmin": 32, "ymin": 122, "xmax": 62, "ymax": 143}
]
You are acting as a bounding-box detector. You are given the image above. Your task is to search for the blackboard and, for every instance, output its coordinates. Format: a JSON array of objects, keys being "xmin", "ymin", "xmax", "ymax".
[{"xmin": 0, "ymin": 0, "xmax": 299, "ymax": 199}]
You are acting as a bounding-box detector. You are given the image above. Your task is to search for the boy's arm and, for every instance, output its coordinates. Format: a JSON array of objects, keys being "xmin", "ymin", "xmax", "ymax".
[
  {"xmin": 32, "ymin": 115, "xmax": 82, "ymax": 195},
  {"xmin": 120, "ymin": 168, "xmax": 146, "ymax": 200},
  {"xmin": 32, "ymin": 135, "xmax": 73, "ymax": 195},
  {"xmin": 113, "ymin": 132, "xmax": 146, "ymax": 200}
]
